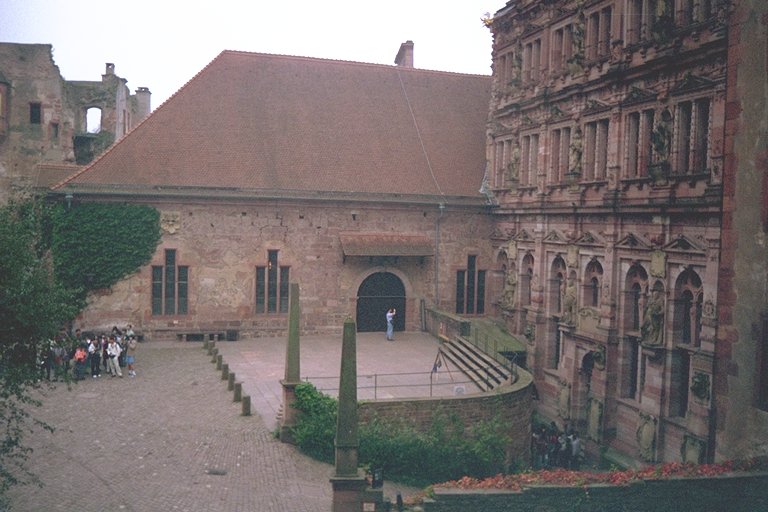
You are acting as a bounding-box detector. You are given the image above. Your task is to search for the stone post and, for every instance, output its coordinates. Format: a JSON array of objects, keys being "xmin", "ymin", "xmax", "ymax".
[
  {"xmin": 228, "ymin": 372, "xmax": 236, "ymax": 391},
  {"xmin": 221, "ymin": 363, "xmax": 229, "ymax": 380},
  {"xmin": 330, "ymin": 318, "xmax": 378, "ymax": 512},
  {"xmin": 242, "ymin": 395, "xmax": 251, "ymax": 416},
  {"xmin": 280, "ymin": 282, "xmax": 301, "ymax": 443},
  {"xmin": 216, "ymin": 354, "xmax": 223, "ymax": 370},
  {"xmin": 234, "ymin": 382, "xmax": 242, "ymax": 402}
]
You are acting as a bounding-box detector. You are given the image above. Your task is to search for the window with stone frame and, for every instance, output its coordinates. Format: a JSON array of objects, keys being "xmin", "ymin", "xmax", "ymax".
[
  {"xmin": 585, "ymin": 4, "xmax": 613, "ymax": 61},
  {"xmin": 151, "ymin": 249, "xmax": 189, "ymax": 316},
  {"xmin": 496, "ymin": 48, "xmax": 517, "ymax": 86},
  {"xmin": 680, "ymin": 0, "xmax": 712, "ymax": 26},
  {"xmin": 672, "ymin": 268, "xmax": 703, "ymax": 347},
  {"xmin": 256, "ymin": 249, "xmax": 290, "ymax": 314},
  {"xmin": 522, "ymin": 37, "xmax": 542, "ymax": 84},
  {"xmin": 521, "ymin": 253, "xmax": 535, "ymax": 307},
  {"xmin": 583, "ymin": 118, "xmax": 609, "ymax": 181},
  {"xmin": 456, "ymin": 254, "xmax": 486, "ymax": 315},
  {"xmin": 624, "ymin": 263, "xmax": 648, "ymax": 333},
  {"xmin": 674, "ymin": 97, "xmax": 710, "ymax": 175},
  {"xmin": 551, "ymin": 23, "xmax": 574, "ymax": 73},
  {"xmin": 583, "ymin": 259, "xmax": 603, "ymax": 307},
  {"xmin": 29, "ymin": 102, "xmax": 41, "ymax": 124},
  {"xmin": 670, "ymin": 348, "xmax": 691, "ymax": 417},
  {"xmin": 625, "ymin": 109, "xmax": 655, "ymax": 178},
  {"xmin": 626, "ymin": 0, "xmax": 674, "ymax": 45},
  {"xmin": 549, "ymin": 256, "xmax": 567, "ymax": 315},
  {"xmin": 520, "ymin": 133, "xmax": 539, "ymax": 187},
  {"xmin": 549, "ymin": 126, "xmax": 571, "ymax": 184},
  {"xmin": 620, "ymin": 264, "xmax": 648, "ymax": 399},
  {"xmin": 493, "ymin": 137, "xmax": 515, "ymax": 187}
]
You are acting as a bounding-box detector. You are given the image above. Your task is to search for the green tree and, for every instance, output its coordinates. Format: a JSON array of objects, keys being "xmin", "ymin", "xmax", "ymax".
[{"xmin": 0, "ymin": 200, "xmax": 80, "ymax": 503}]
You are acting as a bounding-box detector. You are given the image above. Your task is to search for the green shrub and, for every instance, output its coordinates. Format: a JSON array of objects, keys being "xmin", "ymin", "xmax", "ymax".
[{"xmin": 290, "ymin": 383, "xmax": 512, "ymax": 487}]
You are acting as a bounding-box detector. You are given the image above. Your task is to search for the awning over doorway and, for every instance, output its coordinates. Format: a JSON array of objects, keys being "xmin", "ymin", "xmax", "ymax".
[{"xmin": 339, "ymin": 232, "xmax": 434, "ymax": 257}]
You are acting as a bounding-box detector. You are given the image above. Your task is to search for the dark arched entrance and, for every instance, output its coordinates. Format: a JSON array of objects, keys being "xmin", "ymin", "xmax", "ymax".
[{"xmin": 356, "ymin": 272, "xmax": 406, "ymax": 332}]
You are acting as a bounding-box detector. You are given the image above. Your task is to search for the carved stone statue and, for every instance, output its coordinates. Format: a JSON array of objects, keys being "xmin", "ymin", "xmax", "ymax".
[
  {"xmin": 652, "ymin": 109, "xmax": 673, "ymax": 162},
  {"xmin": 569, "ymin": 127, "xmax": 583, "ymax": 174},
  {"xmin": 562, "ymin": 279, "xmax": 577, "ymax": 324},
  {"xmin": 499, "ymin": 271, "xmax": 518, "ymax": 310},
  {"xmin": 506, "ymin": 142, "xmax": 520, "ymax": 183},
  {"xmin": 640, "ymin": 289, "xmax": 665, "ymax": 346}
]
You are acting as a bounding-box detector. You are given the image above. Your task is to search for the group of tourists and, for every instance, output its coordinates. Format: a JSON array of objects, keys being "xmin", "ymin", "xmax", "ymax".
[
  {"xmin": 39, "ymin": 325, "xmax": 138, "ymax": 381},
  {"xmin": 531, "ymin": 422, "xmax": 584, "ymax": 470}
]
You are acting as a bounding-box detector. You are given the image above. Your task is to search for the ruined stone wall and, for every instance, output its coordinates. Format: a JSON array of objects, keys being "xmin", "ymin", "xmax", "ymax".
[{"xmin": 0, "ymin": 43, "xmax": 149, "ymax": 202}]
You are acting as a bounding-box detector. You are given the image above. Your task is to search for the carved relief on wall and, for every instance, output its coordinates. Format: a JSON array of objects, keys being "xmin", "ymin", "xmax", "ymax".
[
  {"xmin": 681, "ymin": 435, "xmax": 706, "ymax": 464},
  {"xmin": 499, "ymin": 270, "xmax": 518, "ymax": 311},
  {"xmin": 636, "ymin": 413, "xmax": 657, "ymax": 462},
  {"xmin": 160, "ymin": 211, "xmax": 181, "ymax": 234},
  {"xmin": 587, "ymin": 398, "xmax": 603, "ymax": 443},
  {"xmin": 562, "ymin": 279, "xmax": 578, "ymax": 325},
  {"xmin": 650, "ymin": 250, "xmax": 667, "ymax": 278},
  {"xmin": 640, "ymin": 288, "xmax": 665, "ymax": 346},
  {"xmin": 557, "ymin": 379, "xmax": 571, "ymax": 420}
]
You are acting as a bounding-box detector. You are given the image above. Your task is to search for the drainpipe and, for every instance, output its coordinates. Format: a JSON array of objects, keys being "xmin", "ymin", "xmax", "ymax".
[{"xmin": 434, "ymin": 203, "xmax": 445, "ymax": 308}]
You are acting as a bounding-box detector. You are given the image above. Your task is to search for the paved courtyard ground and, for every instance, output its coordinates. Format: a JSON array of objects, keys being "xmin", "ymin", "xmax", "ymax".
[{"xmin": 6, "ymin": 332, "xmax": 449, "ymax": 511}]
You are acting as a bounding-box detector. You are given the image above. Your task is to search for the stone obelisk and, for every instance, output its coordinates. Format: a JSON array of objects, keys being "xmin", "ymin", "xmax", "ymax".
[
  {"xmin": 279, "ymin": 282, "xmax": 301, "ymax": 443},
  {"xmin": 330, "ymin": 318, "xmax": 369, "ymax": 511}
]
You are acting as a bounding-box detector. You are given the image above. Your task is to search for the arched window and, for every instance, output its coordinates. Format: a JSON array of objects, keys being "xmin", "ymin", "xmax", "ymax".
[
  {"xmin": 584, "ymin": 259, "xmax": 603, "ymax": 307},
  {"xmin": 521, "ymin": 254, "xmax": 535, "ymax": 306},
  {"xmin": 86, "ymin": 107, "xmax": 102, "ymax": 133},
  {"xmin": 674, "ymin": 269, "xmax": 703, "ymax": 346},
  {"xmin": 624, "ymin": 264, "xmax": 648, "ymax": 332},
  {"xmin": 549, "ymin": 257, "xmax": 567, "ymax": 314}
]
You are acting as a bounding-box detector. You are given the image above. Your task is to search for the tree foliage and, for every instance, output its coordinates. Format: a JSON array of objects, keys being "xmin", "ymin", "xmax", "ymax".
[{"xmin": 0, "ymin": 200, "xmax": 80, "ymax": 500}]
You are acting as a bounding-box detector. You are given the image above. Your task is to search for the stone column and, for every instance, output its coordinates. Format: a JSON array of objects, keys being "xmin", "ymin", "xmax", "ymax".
[
  {"xmin": 280, "ymin": 282, "xmax": 301, "ymax": 444},
  {"xmin": 330, "ymin": 318, "xmax": 370, "ymax": 512}
]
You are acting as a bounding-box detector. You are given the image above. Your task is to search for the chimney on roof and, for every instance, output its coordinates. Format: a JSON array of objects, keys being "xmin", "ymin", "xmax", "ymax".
[
  {"xmin": 135, "ymin": 87, "xmax": 152, "ymax": 118},
  {"xmin": 395, "ymin": 40, "xmax": 414, "ymax": 68},
  {"xmin": 105, "ymin": 63, "xmax": 115, "ymax": 75}
]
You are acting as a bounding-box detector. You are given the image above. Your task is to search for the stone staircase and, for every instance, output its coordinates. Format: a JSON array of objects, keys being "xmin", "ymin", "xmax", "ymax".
[{"xmin": 439, "ymin": 335, "xmax": 513, "ymax": 392}]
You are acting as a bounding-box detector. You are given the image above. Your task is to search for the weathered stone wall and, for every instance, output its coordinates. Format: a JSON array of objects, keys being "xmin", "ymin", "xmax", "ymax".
[
  {"xmin": 424, "ymin": 473, "xmax": 768, "ymax": 512},
  {"xmin": 358, "ymin": 368, "xmax": 533, "ymax": 466},
  {"xmin": 715, "ymin": 0, "xmax": 768, "ymax": 461},
  {"xmin": 75, "ymin": 199, "xmax": 494, "ymax": 338},
  {"xmin": 0, "ymin": 43, "xmax": 149, "ymax": 202}
]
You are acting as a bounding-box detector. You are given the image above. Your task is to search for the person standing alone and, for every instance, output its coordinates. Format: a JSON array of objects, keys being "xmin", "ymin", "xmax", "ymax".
[{"xmin": 386, "ymin": 308, "xmax": 396, "ymax": 341}]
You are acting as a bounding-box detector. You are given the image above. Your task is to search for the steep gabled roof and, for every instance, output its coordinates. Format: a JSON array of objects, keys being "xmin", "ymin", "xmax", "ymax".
[{"xmin": 55, "ymin": 50, "xmax": 491, "ymax": 202}]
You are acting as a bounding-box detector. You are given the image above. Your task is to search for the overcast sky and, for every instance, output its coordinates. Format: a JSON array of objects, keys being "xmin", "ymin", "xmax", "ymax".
[{"xmin": 1, "ymin": 0, "xmax": 500, "ymax": 110}]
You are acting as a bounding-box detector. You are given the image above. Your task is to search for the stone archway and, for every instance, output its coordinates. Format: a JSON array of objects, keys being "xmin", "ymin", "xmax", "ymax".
[{"xmin": 356, "ymin": 272, "xmax": 406, "ymax": 332}]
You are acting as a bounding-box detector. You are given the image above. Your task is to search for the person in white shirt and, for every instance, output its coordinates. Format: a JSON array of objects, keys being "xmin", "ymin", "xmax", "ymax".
[{"xmin": 106, "ymin": 337, "xmax": 123, "ymax": 377}]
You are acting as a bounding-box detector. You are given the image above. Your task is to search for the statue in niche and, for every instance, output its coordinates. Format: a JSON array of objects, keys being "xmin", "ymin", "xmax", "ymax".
[
  {"xmin": 569, "ymin": 127, "xmax": 583, "ymax": 174},
  {"xmin": 506, "ymin": 142, "xmax": 520, "ymax": 183},
  {"xmin": 651, "ymin": 109, "xmax": 673, "ymax": 163},
  {"xmin": 640, "ymin": 289, "xmax": 665, "ymax": 346},
  {"xmin": 499, "ymin": 271, "xmax": 518, "ymax": 310},
  {"xmin": 562, "ymin": 279, "xmax": 578, "ymax": 324}
]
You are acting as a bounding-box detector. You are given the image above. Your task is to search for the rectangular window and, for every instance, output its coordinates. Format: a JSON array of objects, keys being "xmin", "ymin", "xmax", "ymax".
[
  {"xmin": 692, "ymin": 99, "xmax": 710, "ymax": 173},
  {"xmin": 584, "ymin": 119, "xmax": 609, "ymax": 180},
  {"xmin": 550, "ymin": 129, "xmax": 561, "ymax": 183},
  {"xmin": 670, "ymin": 349, "xmax": 691, "ymax": 417},
  {"xmin": 455, "ymin": 270, "xmax": 466, "ymax": 314},
  {"xmin": 627, "ymin": 110, "xmax": 654, "ymax": 178},
  {"xmin": 151, "ymin": 249, "xmax": 188, "ymax": 316},
  {"xmin": 256, "ymin": 250, "xmax": 290, "ymax": 314},
  {"xmin": 455, "ymin": 256, "xmax": 485, "ymax": 315},
  {"xmin": 625, "ymin": 336, "xmax": 641, "ymax": 399},
  {"xmin": 151, "ymin": 266, "xmax": 163, "ymax": 315},
  {"xmin": 50, "ymin": 122, "xmax": 59, "ymax": 146},
  {"xmin": 528, "ymin": 134, "xmax": 539, "ymax": 186},
  {"xmin": 676, "ymin": 101, "xmax": 692, "ymax": 173},
  {"xmin": 30, "ymin": 102, "xmax": 41, "ymax": 124}
]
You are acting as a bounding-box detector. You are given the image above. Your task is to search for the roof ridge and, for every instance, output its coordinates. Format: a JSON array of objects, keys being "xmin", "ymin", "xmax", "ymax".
[{"xmin": 218, "ymin": 49, "xmax": 490, "ymax": 78}]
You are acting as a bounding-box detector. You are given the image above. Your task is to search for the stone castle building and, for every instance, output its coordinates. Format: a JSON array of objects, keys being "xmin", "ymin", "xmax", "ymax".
[
  {"xmin": 0, "ymin": 43, "xmax": 150, "ymax": 202},
  {"xmin": 486, "ymin": 0, "xmax": 766, "ymax": 466},
  {"xmin": 3, "ymin": 1, "xmax": 764, "ymax": 467}
]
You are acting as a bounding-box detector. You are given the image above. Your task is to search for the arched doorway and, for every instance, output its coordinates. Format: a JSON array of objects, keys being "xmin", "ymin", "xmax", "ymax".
[{"xmin": 356, "ymin": 272, "xmax": 405, "ymax": 332}]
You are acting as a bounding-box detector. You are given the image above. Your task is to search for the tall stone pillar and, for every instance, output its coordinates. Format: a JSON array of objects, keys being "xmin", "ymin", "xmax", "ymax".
[
  {"xmin": 330, "ymin": 318, "xmax": 377, "ymax": 511},
  {"xmin": 280, "ymin": 282, "xmax": 301, "ymax": 443}
]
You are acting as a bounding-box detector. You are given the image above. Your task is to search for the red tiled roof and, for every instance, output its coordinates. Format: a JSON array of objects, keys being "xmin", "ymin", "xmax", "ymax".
[{"xmin": 55, "ymin": 51, "xmax": 491, "ymax": 200}]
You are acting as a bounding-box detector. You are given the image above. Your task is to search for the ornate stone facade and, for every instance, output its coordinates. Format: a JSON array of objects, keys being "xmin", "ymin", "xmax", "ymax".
[{"xmin": 486, "ymin": 0, "xmax": 730, "ymax": 464}]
